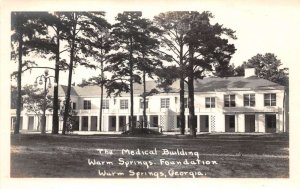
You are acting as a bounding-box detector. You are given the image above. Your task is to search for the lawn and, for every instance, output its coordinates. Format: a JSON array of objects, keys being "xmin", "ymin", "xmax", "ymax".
[{"xmin": 10, "ymin": 133, "xmax": 289, "ymax": 178}]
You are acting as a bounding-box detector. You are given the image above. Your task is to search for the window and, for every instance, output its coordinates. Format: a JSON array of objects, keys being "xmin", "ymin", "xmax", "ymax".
[
  {"xmin": 205, "ymin": 97, "xmax": 215, "ymax": 108},
  {"xmin": 120, "ymin": 99, "xmax": 128, "ymax": 109},
  {"xmin": 161, "ymin": 98, "xmax": 170, "ymax": 108},
  {"xmin": 264, "ymin": 93, "xmax": 276, "ymax": 106},
  {"xmin": 184, "ymin": 98, "xmax": 188, "ymax": 108},
  {"xmin": 244, "ymin": 94, "xmax": 255, "ymax": 107},
  {"xmin": 140, "ymin": 99, "xmax": 148, "ymax": 109},
  {"xmin": 72, "ymin": 102, "xmax": 77, "ymax": 110},
  {"xmin": 83, "ymin": 100, "xmax": 91, "ymax": 109},
  {"xmin": 265, "ymin": 114, "xmax": 276, "ymax": 128},
  {"xmin": 224, "ymin": 95, "xmax": 235, "ymax": 107},
  {"xmin": 102, "ymin": 100, "xmax": 109, "ymax": 109}
]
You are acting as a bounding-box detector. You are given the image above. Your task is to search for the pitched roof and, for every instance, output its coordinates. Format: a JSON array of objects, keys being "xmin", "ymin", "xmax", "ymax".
[
  {"xmin": 193, "ymin": 76, "xmax": 284, "ymax": 92},
  {"xmin": 55, "ymin": 76, "xmax": 284, "ymax": 97},
  {"xmin": 59, "ymin": 85, "xmax": 78, "ymax": 96}
]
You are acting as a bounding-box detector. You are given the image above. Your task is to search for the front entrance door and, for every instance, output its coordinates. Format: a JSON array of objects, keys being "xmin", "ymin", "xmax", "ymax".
[{"xmin": 245, "ymin": 115, "xmax": 255, "ymax": 132}]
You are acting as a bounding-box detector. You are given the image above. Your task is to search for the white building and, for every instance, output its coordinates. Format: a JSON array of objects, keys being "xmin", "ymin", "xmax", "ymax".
[{"xmin": 11, "ymin": 68, "xmax": 288, "ymax": 133}]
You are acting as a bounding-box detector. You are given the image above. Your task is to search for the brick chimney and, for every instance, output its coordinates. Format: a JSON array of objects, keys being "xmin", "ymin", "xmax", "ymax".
[{"xmin": 244, "ymin": 68, "xmax": 256, "ymax": 77}]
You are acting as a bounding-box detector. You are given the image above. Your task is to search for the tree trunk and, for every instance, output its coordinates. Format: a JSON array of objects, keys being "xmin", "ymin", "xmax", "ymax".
[
  {"xmin": 188, "ymin": 75, "xmax": 196, "ymax": 137},
  {"xmin": 143, "ymin": 69, "xmax": 147, "ymax": 128},
  {"xmin": 14, "ymin": 32, "xmax": 23, "ymax": 134},
  {"xmin": 62, "ymin": 14, "xmax": 77, "ymax": 135},
  {"xmin": 129, "ymin": 36, "xmax": 134, "ymax": 129},
  {"xmin": 179, "ymin": 43, "xmax": 185, "ymax": 135},
  {"xmin": 62, "ymin": 42, "xmax": 75, "ymax": 135},
  {"xmin": 52, "ymin": 30, "xmax": 60, "ymax": 134},
  {"xmin": 179, "ymin": 77, "xmax": 185, "ymax": 135},
  {"xmin": 99, "ymin": 59, "xmax": 104, "ymax": 131},
  {"xmin": 188, "ymin": 45, "xmax": 196, "ymax": 137}
]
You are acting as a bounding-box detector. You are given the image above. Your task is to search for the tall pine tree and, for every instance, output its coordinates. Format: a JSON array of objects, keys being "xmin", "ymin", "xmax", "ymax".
[
  {"xmin": 184, "ymin": 11, "xmax": 236, "ymax": 136},
  {"xmin": 11, "ymin": 12, "xmax": 48, "ymax": 134},
  {"xmin": 60, "ymin": 12, "xmax": 109, "ymax": 134},
  {"xmin": 106, "ymin": 11, "xmax": 154, "ymax": 129}
]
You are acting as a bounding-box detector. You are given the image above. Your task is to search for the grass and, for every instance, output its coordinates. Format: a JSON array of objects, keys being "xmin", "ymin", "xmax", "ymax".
[{"xmin": 10, "ymin": 133, "xmax": 289, "ymax": 178}]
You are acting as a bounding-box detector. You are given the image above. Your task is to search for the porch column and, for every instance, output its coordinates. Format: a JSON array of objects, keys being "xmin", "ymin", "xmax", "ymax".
[
  {"xmin": 158, "ymin": 115, "xmax": 161, "ymax": 126},
  {"xmin": 257, "ymin": 114, "xmax": 265, "ymax": 132},
  {"xmin": 239, "ymin": 114, "xmax": 245, "ymax": 132},
  {"xmin": 147, "ymin": 115, "xmax": 150, "ymax": 128},
  {"xmin": 276, "ymin": 113, "xmax": 282, "ymax": 133},
  {"xmin": 97, "ymin": 115, "xmax": 100, "ymax": 131},
  {"xmin": 126, "ymin": 116, "xmax": 129, "ymax": 130},
  {"xmin": 255, "ymin": 114, "xmax": 259, "ymax": 132},
  {"xmin": 88, "ymin": 116, "xmax": 91, "ymax": 131},
  {"xmin": 79, "ymin": 116, "xmax": 82, "ymax": 131},
  {"xmin": 106, "ymin": 116, "xmax": 110, "ymax": 132},
  {"xmin": 235, "ymin": 114, "xmax": 238, "ymax": 132},
  {"xmin": 185, "ymin": 115, "xmax": 188, "ymax": 130},
  {"xmin": 23, "ymin": 115, "xmax": 28, "ymax": 131},
  {"xmin": 208, "ymin": 115, "xmax": 211, "ymax": 133},
  {"xmin": 45, "ymin": 115, "xmax": 48, "ymax": 131},
  {"xmin": 48, "ymin": 115, "xmax": 53, "ymax": 132},
  {"xmin": 116, "ymin": 116, "xmax": 120, "ymax": 132},
  {"xmin": 197, "ymin": 115, "xmax": 200, "ymax": 133},
  {"xmin": 34, "ymin": 115, "xmax": 39, "ymax": 130}
]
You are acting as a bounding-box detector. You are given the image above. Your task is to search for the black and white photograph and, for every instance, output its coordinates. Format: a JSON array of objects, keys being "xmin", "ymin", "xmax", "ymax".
[{"xmin": 0, "ymin": 0, "xmax": 299, "ymax": 188}]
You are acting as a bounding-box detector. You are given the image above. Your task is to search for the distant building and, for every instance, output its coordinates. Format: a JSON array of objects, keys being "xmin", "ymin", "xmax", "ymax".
[{"xmin": 11, "ymin": 68, "xmax": 288, "ymax": 133}]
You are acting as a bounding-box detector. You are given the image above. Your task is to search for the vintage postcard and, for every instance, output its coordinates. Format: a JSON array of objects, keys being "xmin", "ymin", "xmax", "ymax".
[{"xmin": 1, "ymin": 0, "xmax": 299, "ymax": 188}]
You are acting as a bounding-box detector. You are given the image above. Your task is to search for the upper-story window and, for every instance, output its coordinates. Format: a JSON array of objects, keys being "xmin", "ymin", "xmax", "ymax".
[
  {"xmin": 184, "ymin": 98, "xmax": 188, "ymax": 108},
  {"xmin": 140, "ymin": 99, "xmax": 148, "ymax": 109},
  {"xmin": 161, "ymin": 98, "xmax": 170, "ymax": 108},
  {"xmin": 244, "ymin": 94, "xmax": 255, "ymax": 107},
  {"xmin": 72, "ymin": 102, "xmax": 77, "ymax": 110},
  {"xmin": 264, "ymin": 93, "xmax": 276, "ymax": 106},
  {"xmin": 102, "ymin": 99, "xmax": 109, "ymax": 109},
  {"xmin": 83, "ymin": 100, "xmax": 91, "ymax": 109},
  {"xmin": 120, "ymin": 99, "xmax": 128, "ymax": 109},
  {"xmin": 224, "ymin": 95, "xmax": 235, "ymax": 107},
  {"xmin": 205, "ymin": 97, "xmax": 215, "ymax": 108}
]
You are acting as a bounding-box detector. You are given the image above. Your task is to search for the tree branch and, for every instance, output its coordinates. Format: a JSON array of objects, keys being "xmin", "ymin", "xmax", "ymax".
[
  {"xmin": 59, "ymin": 48, "xmax": 69, "ymax": 54},
  {"xmin": 162, "ymin": 36, "xmax": 180, "ymax": 54},
  {"xmin": 157, "ymin": 49, "xmax": 179, "ymax": 64}
]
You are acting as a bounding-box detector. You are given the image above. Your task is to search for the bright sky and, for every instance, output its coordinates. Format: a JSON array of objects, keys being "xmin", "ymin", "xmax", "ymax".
[{"xmin": 1, "ymin": 0, "xmax": 300, "ymax": 86}]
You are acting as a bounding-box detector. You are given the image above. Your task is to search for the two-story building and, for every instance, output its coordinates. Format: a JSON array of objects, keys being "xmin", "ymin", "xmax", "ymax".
[{"xmin": 11, "ymin": 68, "xmax": 288, "ymax": 133}]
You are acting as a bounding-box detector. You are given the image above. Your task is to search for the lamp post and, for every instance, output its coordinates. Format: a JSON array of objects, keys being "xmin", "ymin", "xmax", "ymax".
[{"xmin": 34, "ymin": 69, "xmax": 57, "ymax": 134}]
